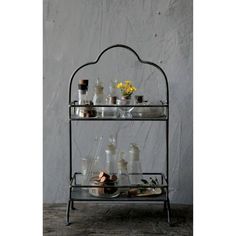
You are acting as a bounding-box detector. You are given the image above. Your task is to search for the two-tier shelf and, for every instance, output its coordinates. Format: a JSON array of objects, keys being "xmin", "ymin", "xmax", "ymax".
[{"xmin": 66, "ymin": 44, "xmax": 171, "ymax": 225}]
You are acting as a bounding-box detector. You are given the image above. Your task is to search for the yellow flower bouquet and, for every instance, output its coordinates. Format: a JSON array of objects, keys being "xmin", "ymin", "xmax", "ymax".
[{"xmin": 116, "ymin": 80, "xmax": 137, "ymax": 98}]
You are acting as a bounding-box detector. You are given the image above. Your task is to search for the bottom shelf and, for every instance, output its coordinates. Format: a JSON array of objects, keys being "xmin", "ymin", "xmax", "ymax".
[
  {"xmin": 71, "ymin": 188, "xmax": 167, "ymax": 202},
  {"xmin": 70, "ymin": 172, "xmax": 168, "ymax": 202}
]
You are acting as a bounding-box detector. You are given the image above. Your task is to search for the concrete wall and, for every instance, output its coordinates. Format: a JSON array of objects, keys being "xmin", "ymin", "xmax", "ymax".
[{"xmin": 43, "ymin": 0, "xmax": 193, "ymax": 204}]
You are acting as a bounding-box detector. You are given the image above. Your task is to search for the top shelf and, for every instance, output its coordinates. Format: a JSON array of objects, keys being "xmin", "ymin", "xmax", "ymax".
[
  {"xmin": 69, "ymin": 104, "xmax": 168, "ymax": 121},
  {"xmin": 70, "ymin": 116, "xmax": 168, "ymax": 121},
  {"xmin": 69, "ymin": 104, "xmax": 168, "ymax": 108}
]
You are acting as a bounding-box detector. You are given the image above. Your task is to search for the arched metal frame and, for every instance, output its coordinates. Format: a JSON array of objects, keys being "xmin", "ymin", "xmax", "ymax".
[
  {"xmin": 66, "ymin": 44, "xmax": 170, "ymax": 225},
  {"xmin": 69, "ymin": 44, "xmax": 169, "ymax": 105}
]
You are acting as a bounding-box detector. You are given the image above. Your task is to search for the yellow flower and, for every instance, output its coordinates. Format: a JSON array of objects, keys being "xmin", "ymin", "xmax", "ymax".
[
  {"xmin": 125, "ymin": 80, "xmax": 131, "ymax": 84},
  {"xmin": 116, "ymin": 80, "xmax": 137, "ymax": 96},
  {"xmin": 116, "ymin": 82, "xmax": 123, "ymax": 89}
]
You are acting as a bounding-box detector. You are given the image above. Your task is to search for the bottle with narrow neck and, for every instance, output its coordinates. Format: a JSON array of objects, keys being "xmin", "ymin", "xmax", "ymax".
[
  {"xmin": 105, "ymin": 135, "xmax": 117, "ymax": 175},
  {"xmin": 92, "ymin": 78, "xmax": 105, "ymax": 117},
  {"xmin": 117, "ymin": 152, "xmax": 130, "ymax": 193},
  {"xmin": 107, "ymin": 80, "xmax": 117, "ymax": 103},
  {"xmin": 128, "ymin": 143, "xmax": 143, "ymax": 185},
  {"xmin": 86, "ymin": 136, "xmax": 104, "ymax": 183},
  {"xmin": 105, "ymin": 80, "xmax": 118, "ymax": 117}
]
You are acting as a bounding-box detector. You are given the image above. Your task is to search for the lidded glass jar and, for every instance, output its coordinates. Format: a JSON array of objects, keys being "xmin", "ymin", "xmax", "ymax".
[{"xmin": 128, "ymin": 143, "xmax": 143, "ymax": 185}]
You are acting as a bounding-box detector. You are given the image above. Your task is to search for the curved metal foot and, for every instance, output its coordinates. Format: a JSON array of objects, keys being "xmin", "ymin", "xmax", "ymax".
[{"xmin": 65, "ymin": 200, "xmax": 71, "ymax": 226}]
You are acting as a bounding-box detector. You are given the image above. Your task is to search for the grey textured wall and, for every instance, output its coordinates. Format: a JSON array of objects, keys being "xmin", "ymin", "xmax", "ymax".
[{"xmin": 43, "ymin": 0, "xmax": 193, "ymax": 204}]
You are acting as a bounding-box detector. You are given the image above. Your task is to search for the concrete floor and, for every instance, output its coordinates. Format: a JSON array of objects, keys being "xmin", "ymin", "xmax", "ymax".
[{"xmin": 43, "ymin": 203, "xmax": 193, "ymax": 235}]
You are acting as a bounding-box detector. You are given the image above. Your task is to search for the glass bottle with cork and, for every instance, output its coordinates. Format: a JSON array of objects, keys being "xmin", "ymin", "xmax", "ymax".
[{"xmin": 77, "ymin": 80, "xmax": 89, "ymax": 117}]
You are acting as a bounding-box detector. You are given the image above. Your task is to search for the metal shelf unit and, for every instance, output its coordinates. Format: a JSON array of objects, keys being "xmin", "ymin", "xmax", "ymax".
[{"xmin": 66, "ymin": 44, "xmax": 170, "ymax": 225}]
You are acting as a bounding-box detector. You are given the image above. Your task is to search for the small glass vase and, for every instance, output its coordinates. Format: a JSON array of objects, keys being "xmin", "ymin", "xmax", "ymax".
[{"xmin": 117, "ymin": 96, "xmax": 134, "ymax": 118}]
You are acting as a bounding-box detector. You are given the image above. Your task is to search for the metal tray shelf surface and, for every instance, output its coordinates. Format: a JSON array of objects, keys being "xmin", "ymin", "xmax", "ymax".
[
  {"xmin": 69, "ymin": 172, "xmax": 168, "ymax": 202},
  {"xmin": 69, "ymin": 104, "xmax": 168, "ymax": 121}
]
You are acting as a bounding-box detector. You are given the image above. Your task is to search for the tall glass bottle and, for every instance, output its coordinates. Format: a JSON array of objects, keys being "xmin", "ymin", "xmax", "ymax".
[
  {"xmin": 105, "ymin": 80, "xmax": 118, "ymax": 118},
  {"xmin": 78, "ymin": 80, "xmax": 88, "ymax": 104},
  {"xmin": 85, "ymin": 136, "xmax": 104, "ymax": 184},
  {"xmin": 105, "ymin": 136, "xmax": 117, "ymax": 175},
  {"xmin": 78, "ymin": 84, "xmax": 88, "ymax": 103},
  {"xmin": 92, "ymin": 78, "xmax": 105, "ymax": 117},
  {"xmin": 117, "ymin": 152, "xmax": 130, "ymax": 193},
  {"xmin": 128, "ymin": 143, "xmax": 143, "ymax": 185},
  {"xmin": 77, "ymin": 80, "xmax": 89, "ymax": 117}
]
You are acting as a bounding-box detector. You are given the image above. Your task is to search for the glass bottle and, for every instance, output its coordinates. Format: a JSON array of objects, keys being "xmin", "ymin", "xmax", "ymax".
[
  {"xmin": 159, "ymin": 100, "xmax": 165, "ymax": 117},
  {"xmin": 109, "ymin": 135, "xmax": 117, "ymax": 146},
  {"xmin": 132, "ymin": 95, "xmax": 143, "ymax": 117},
  {"xmin": 85, "ymin": 136, "xmax": 104, "ymax": 184},
  {"xmin": 128, "ymin": 143, "xmax": 143, "ymax": 185},
  {"xmin": 92, "ymin": 78, "xmax": 105, "ymax": 117},
  {"xmin": 133, "ymin": 95, "xmax": 150, "ymax": 118},
  {"xmin": 105, "ymin": 136, "xmax": 117, "ymax": 175},
  {"xmin": 105, "ymin": 80, "xmax": 118, "ymax": 118},
  {"xmin": 107, "ymin": 81, "xmax": 117, "ymax": 101},
  {"xmin": 77, "ymin": 82, "xmax": 88, "ymax": 117},
  {"xmin": 117, "ymin": 153, "xmax": 130, "ymax": 193},
  {"xmin": 78, "ymin": 84, "xmax": 88, "ymax": 104},
  {"xmin": 72, "ymin": 100, "xmax": 78, "ymax": 116},
  {"xmin": 78, "ymin": 80, "xmax": 89, "ymax": 104}
]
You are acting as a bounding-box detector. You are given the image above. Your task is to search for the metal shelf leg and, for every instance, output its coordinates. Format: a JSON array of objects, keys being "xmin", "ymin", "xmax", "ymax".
[
  {"xmin": 163, "ymin": 200, "xmax": 167, "ymax": 212},
  {"xmin": 71, "ymin": 200, "xmax": 76, "ymax": 210},
  {"xmin": 65, "ymin": 200, "xmax": 71, "ymax": 226},
  {"xmin": 166, "ymin": 199, "xmax": 171, "ymax": 225}
]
